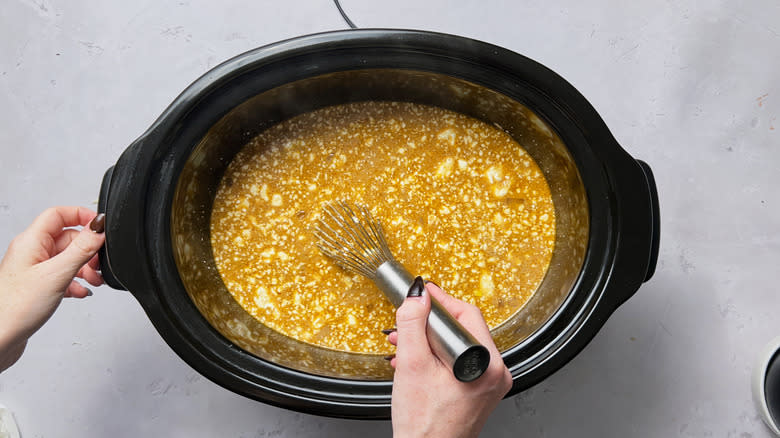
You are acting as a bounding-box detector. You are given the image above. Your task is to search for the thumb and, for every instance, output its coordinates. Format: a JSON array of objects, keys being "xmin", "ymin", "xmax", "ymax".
[
  {"xmin": 395, "ymin": 276, "xmax": 434, "ymax": 361},
  {"xmin": 46, "ymin": 216, "xmax": 106, "ymax": 278}
]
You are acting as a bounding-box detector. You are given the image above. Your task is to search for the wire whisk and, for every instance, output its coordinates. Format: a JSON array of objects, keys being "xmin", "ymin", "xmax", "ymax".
[
  {"xmin": 314, "ymin": 202, "xmax": 394, "ymax": 279},
  {"xmin": 314, "ymin": 200, "xmax": 490, "ymax": 382}
]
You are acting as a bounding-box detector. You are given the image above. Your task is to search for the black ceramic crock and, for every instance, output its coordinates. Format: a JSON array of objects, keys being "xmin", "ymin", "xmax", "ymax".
[{"xmin": 97, "ymin": 29, "xmax": 660, "ymax": 419}]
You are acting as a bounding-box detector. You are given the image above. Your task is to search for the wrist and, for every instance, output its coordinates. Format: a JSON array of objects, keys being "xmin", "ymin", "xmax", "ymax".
[
  {"xmin": 0, "ymin": 307, "xmax": 29, "ymax": 371},
  {"xmin": 392, "ymin": 422, "xmax": 481, "ymax": 438},
  {"xmin": 0, "ymin": 338, "xmax": 27, "ymax": 373},
  {"xmin": 0, "ymin": 326, "xmax": 28, "ymax": 373}
]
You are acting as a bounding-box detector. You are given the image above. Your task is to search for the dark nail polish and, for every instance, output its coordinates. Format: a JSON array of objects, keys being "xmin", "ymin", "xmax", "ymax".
[
  {"xmin": 381, "ymin": 328, "xmax": 396, "ymax": 335},
  {"xmin": 86, "ymin": 289, "xmax": 94, "ymax": 297},
  {"xmin": 90, "ymin": 213, "xmax": 106, "ymax": 233},
  {"xmin": 424, "ymin": 279, "xmax": 440, "ymax": 288},
  {"xmin": 407, "ymin": 276, "xmax": 424, "ymax": 298},
  {"xmin": 383, "ymin": 354, "xmax": 395, "ymax": 361}
]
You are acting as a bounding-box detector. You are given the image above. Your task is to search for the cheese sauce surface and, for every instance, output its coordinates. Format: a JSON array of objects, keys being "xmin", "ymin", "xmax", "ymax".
[{"xmin": 210, "ymin": 102, "xmax": 555, "ymax": 354}]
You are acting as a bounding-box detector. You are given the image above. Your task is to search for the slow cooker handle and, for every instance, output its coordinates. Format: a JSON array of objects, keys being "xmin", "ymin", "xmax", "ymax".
[
  {"xmin": 637, "ymin": 160, "xmax": 659, "ymax": 282},
  {"xmin": 97, "ymin": 165, "xmax": 126, "ymax": 290},
  {"xmin": 600, "ymin": 157, "xmax": 660, "ymax": 309},
  {"xmin": 96, "ymin": 130, "xmax": 162, "ymax": 294}
]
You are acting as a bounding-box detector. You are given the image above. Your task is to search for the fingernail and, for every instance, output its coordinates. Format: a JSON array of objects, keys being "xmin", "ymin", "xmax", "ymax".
[
  {"xmin": 381, "ymin": 328, "xmax": 396, "ymax": 335},
  {"xmin": 86, "ymin": 289, "xmax": 94, "ymax": 297},
  {"xmin": 407, "ymin": 276, "xmax": 424, "ymax": 298},
  {"xmin": 383, "ymin": 354, "xmax": 395, "ymax": 361},
  {"xmin": 90, "ymin": 213, "xmax": 106, "ymax": 233},
  {"xmin": 424, "ymin": 279, "xmax": 440, "ymax": 288}
]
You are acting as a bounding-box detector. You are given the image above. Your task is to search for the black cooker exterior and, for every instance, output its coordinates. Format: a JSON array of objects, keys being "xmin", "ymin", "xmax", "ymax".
[{"xmin": 97, "ymin": 29, "xmax": 659, "ymax": 419}]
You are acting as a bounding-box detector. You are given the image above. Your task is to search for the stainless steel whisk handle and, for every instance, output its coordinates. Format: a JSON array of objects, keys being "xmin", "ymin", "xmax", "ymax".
[{"xmin": 375, "ymin": 261, "xmax": 491, "ymax": 382}]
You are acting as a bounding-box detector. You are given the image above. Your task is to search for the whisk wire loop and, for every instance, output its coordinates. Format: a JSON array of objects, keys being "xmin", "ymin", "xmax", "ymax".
[
  {"xmin": 314, "ymin": 201, "xmax": 396, "ymax": 278},
  {"xmin": 314, "ymin": 225, "xmax": 376, "ymax": 278},
  {"xmin": 363, "ymin": 207, "xmax": 394, "ymax": 262},
  {"xmin": 333, "ymin": 203, "xmax": 378, "ymax": 261}
]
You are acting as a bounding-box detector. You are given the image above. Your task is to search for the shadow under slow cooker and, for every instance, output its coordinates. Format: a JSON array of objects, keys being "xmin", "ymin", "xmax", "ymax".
[{"xmin": 170, "ymin": 69, "xmax": 589, "ymax": 380}]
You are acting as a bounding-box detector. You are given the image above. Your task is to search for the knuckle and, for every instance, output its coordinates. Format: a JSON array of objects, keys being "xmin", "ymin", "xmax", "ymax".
[
  {"xmin": 8, "ymin": 233, "xmax": 25, "ymax": 250},
  {"xmin": 71, "ymin": 235, "xmax": 98, "ymax": 258},
  {"xmin": 501, "ymin": 370, "xmax": 513, "ymax": 392},
  {"xmin": 486, "ymin": 361, "xmax": 512, "ymax": 390},
  {"xmin": 465, "ymin": 302, "xmax": 482, "ymax": 316},
  {"xmin": 394, "ymin": 302, "xmax": 426, "ymax": 325},
  {"xmin": 41, "ymin": 207, "xmax": 58, "ymax": 221}
]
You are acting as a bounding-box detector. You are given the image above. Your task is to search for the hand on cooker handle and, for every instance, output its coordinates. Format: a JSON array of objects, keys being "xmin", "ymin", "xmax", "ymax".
[
  {"xmin": 0, "ymin": 207, "xmax": 105, "ymax": 373},
  {"xmin": 387, "ymin": 281, "xmax": 512, "ymax": 438}
]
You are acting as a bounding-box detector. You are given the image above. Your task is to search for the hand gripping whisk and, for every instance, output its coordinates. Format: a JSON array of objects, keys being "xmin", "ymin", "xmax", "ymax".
[{"xmin": 314, "ymin": 201, "xmax": 490, "ymax": 382}]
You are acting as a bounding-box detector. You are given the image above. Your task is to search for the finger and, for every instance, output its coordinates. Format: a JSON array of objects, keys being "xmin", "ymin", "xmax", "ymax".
[
  {"xmin": 425, "ymin": 281, "xmax": 474, "ymax": 320},
  {"xmin": 26, "ymin": 207, "xmax": 97, "ymax": 238},
  {"xmin": 64, "ymin": 280, "xmax": 92, "ymax": 299},
  {"xmin": 387, "ymin": 331, "xmax": 398, "ymax": 346},
  {"xmin": 8, "ymin": 208, "xmax": 98, "ymax": 266},
  {"xmin": 87, "ymin": 253, "xmax": 100, "ymax": 270},
  {"xmin": 42, "ymin": 220, "xmax": 105, "ymax": 280},
  {"xmin": 394, "ymin": 283, "xmax": 435, "ymax": 364},
  {"xmin": 77, "ymin": 265, "xmax": 104, "ymax": 286},
  {"xmin": 53, "ymin": 229, "xmax": 81, "ymax": 254},
  {"xmin": 425, "ymin": 282, "xmax": 497, "ymax": 354}
]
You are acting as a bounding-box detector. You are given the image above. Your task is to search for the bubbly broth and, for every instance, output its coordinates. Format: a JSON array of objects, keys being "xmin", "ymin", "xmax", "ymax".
[{"xmin": 210, "ymin": 102, "xmax": 555, "ymax": 354}]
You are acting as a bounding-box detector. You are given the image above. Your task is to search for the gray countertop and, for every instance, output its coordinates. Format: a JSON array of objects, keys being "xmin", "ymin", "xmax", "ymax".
[{"xmin": 1, "ymin": 1, "xmax": 779, "ymax": 436}]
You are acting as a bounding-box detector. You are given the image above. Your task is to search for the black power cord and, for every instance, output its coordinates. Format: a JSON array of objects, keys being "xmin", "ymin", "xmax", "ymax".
[{"xmin": 333, "ymin": 0, "xmax": 358, "ymax": 29}]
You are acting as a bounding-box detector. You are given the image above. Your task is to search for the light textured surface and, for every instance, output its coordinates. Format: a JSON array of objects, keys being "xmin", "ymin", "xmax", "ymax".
[{"xmin": 1, "ymin": 0, "xmax": 778, "ymax": 436}]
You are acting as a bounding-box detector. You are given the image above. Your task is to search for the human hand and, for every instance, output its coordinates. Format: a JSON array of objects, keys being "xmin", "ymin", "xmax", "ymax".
[
  {"xmin": 388, "ymin": 281, "xmax": 512, "ymax": 438},
  {"xmin": 0, "ymin": 207, "xmax": 105, "ymax": 372}
]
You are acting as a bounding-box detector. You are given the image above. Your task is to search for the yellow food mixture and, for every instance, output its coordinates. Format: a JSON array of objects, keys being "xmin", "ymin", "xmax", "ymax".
[{"xmin": 210, "ymin": 101, "xmax": 555, "ymax": 354}]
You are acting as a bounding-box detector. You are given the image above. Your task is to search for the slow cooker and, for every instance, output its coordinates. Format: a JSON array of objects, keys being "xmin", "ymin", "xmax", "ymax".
[{"xmin": 97, "ymin": 29, "xmax": 659, "ymax": 419}]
